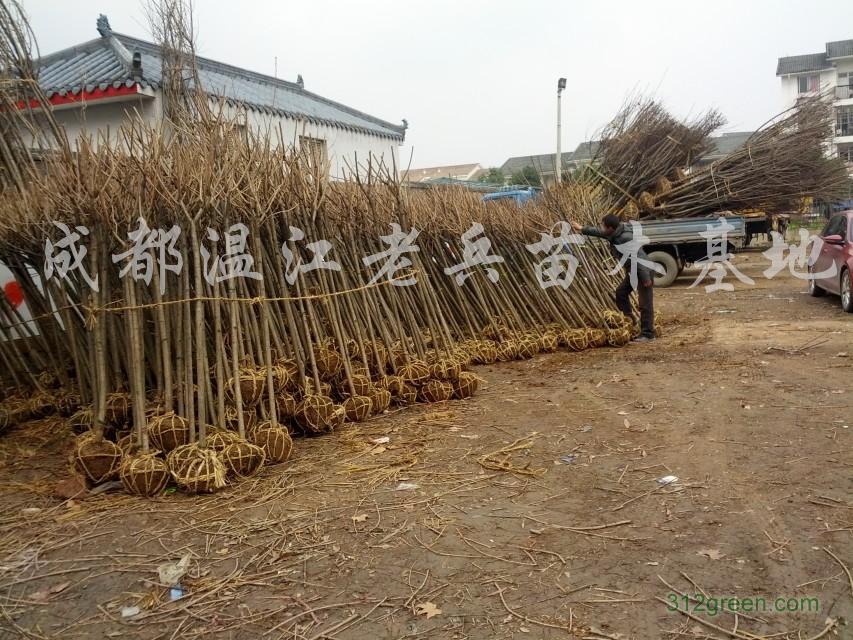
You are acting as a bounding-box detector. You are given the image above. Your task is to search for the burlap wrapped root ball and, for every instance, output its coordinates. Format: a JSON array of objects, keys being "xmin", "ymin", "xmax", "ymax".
[
  {"xmin": 430, "ymin": 358, "xmax": 462, "ymax": 381},
  {"xmin": 36, "ymin": 370, "xmax": 59, "ymax": 389},
  {"xmin": 418, "ymin": 379, "xmax": 453, "ymax": 403},
  {"xmin": 314, "ymin": 347, "xmax": 343, "ymax": 381},
  {"xmin": 295, "ymin": 394, "xmax": 337, "ymax": 434},
  {"xmin": 343, "ymin": 395, "xmax": 373, "ymax": 422},
  {"xmin": 147, "ymin": 412, "xmax": 190, "ymax": 452},
  {"xmin": 120, "ymin": 453, "xmax": 169, "ymax": 496},
  {"xmin": 602, "ymin": 310, "xmax": 630, "ymax": 330},
  {"xmin": 222, "ymin": 440, "xmax": 266, "ymax": 477},
  {"xmin": 495, "ymin": 340, "xmax": 519, "ymax": 362},
  {"xmin": 104, "ymin": 392, "xmax": 131, "ymax": 426},
  {"xmin": 73, "ymin": 432, "xmax": 122, "ymax": 483},
  {"xmin": 606, "ymin": 327, "xmax": 632, "ymax": 347},
  {"xmin": 471, "ymin": 341, "xmax": 498, "ymax": 365},
  {"xmin": 167, "ymin": 445, "xmax": 227, "ymax": 494},
  {"xmin": 369, "ymin": 386, "xmax": 392, "ymax": 413},
  {"xmin": 348, "ymin": 374, "xmax": 374, "ymax": 397},
  {"xmin": 249, "ymin": 426, "xmax": 292, "ymax": 464},
  {"xmin": 275, "ymin": 392, "xmax": 297, "ymax": 419},
  {"xmin": 452, "ymin": 372, "xmax": 480, "ymax": 399},
  {"xmin": 538, "ymin": 331, "xmax": 559, "ymax": 353},
  {"xmin": 396, "ymin": 383, "xmax": 419, "ymax": 406},
  {"xmin": 516, "ymin": 337, "xmax": 539, "ymax": 360},
  {"xmin": 398, "ymin": 360, "xmax": 431, "ymax": 386},
  {"xmin": 275, "ymin": 358, "xmax": 299, "ymax": 388},
  {"xmin": 226, "ymin": 369, "xmax": 266, "ymax": 407},
  {"xmin": 587, "ymin": 328, "xmax": 608, "ymax": 348},
  {"xmin": 379, "ymin": 375, "xmax": 404, "ymax": 397},
  {"xmin": 268, "ymin": 364, "xmax": 292, "ymax": 393},
  {"xmin": 207, "ymin": 429, "xmax": 242, "ymax": 451},
  {"xmin": 116, "ymin": 432, "xmax": 140, "ymax": 456},
  {"xmin": 563, "ymin": 329, "xmax": 590, "ymax": 352}
]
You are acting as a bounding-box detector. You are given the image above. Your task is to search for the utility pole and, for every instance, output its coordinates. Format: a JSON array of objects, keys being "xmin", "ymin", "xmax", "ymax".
[{"xmin": 556, "ymin": 78, "xmax": 567, "ymax": 185}]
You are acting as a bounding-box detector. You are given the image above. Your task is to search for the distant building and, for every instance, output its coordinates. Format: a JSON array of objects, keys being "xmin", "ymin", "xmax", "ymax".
[
  {"xmin": 499, "ymin": 135, "xmax": 759, "ymax": 185},
  {"xmin": 27, "ymin": 15, "xmax": 406, "ymax": 178},
  {"xmin": 400, "ymin": 163, "xmax": 483, "ymax": 183},
  {"xmin": 499, "ymin": 141, "xmax": 600, "ymax": 186},
  {"xmin": 777, "ymin": 39, "xmax": 853, "ymax": 171},
  {"xmin": 694, "ymin": 132, "xmax": 754, "ymax": 167}
]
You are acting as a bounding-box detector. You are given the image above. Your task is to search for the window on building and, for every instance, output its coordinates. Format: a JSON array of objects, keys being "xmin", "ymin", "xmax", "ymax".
[
  {"xmin": 839, "ymin": 72, "xmax": 853, "ymax": 99},
  {"xmin": 838, "ymin": 144, "xmax": 853, "ymax": 163},
  {"xmin": 299, "ymin": 136, "xmax": 328, "ymax": 176},
  {"xmin": 838, "ymin": 106, "xmax": 853, "ymax": 137},
  {"xmin": 797, "ymin": 74, "xmax": 820, "ymax": 94}
]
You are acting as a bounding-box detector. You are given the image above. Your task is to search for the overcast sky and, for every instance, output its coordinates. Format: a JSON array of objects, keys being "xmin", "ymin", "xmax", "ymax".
[{"xmin": 23, "ymin": 0, "xmax": 853, "ymax": 170}]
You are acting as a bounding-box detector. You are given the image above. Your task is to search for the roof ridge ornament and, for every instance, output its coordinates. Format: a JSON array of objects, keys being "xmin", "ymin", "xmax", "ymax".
[{"xmin": 96, "ymin": 14, "xmax": 111, "ymax": 38}]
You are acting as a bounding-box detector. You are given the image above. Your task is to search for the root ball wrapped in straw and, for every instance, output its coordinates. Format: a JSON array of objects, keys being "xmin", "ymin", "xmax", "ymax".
[
  {"xmin": 249, "ymin": 426, "xmax": 291, "ymax": 464},
  {"xmin": 398, "ymin": 361, "xmax": 431, "ymax": 386},
  {"xmin": 295, "ymin": 394, "xmax": 337, "ymax": 433},
  {"xmin": 226, "ymin": 370, "xmax": 266, "ymax": 406},
  {"xmin": 120, "ymin": 453, "xmax": 169, "ymax": 496},
  {"xmin": 73, "ymin": 433, "xmax": 122, "ymax": 483},
  {"xmin": 418, "ymin": 379, "xmax": 453, "ymax": 403},
  {"xmin": 147, "ymin": 412, "xmax": 190, "ymax": 452},
  {"xmin": 104, "ymin": 393, "xmax": 131, "ymax": 426},
  {"xmin": 222, "ymin": 440, "xmax": 266, "ymax": 476},
  {"xmin": 343, "ymin": 395, "xmax": 373, "ymax": 422},
  {"xmin": 369, "ymin": 387, "xmax": 392, "ymax": 413},
  {"xmin": 452, "ymin": 372, "xmax": 480, "ymax": 399},
  {"xmin": 430, "ymin": 358, "xmax": 461, "ymax": 381},
  {"xmin": 168, "ymin": 445, "xmax": 227, "ymax": 494}
]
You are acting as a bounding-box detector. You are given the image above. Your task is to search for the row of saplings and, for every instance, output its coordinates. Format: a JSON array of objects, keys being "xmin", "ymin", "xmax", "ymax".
[{"xmin": 22, "ymin": 317, "xmax": 636, "ymax": 498}]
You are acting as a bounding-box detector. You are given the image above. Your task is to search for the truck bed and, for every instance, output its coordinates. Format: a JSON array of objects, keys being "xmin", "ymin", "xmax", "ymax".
[{"xmin": 641, "ymin": 216, "xmax": 746, "ymax": 244}]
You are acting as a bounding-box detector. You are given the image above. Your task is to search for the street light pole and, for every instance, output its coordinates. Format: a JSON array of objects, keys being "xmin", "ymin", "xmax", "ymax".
[{"xmin": 556, "ymin": 77, "xmax": 566, "ymax": 185}]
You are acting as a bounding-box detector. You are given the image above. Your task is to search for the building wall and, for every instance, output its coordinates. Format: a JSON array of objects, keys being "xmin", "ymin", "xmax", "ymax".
[
  {"xmin": 215, "ymin": 100, "xmax": 400, "ymax": 179},
  {"xmin": 779, "ymin": 69, "xmax": 837, "ymax": 109},
  {"xmin": 44, "ymin": 89, "xmax": 401, "ymax": 179}
]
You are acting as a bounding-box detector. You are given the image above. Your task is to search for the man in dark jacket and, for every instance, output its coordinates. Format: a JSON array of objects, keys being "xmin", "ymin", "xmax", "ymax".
[{"xmin": 571, "ymin": 214, "xmax": 656, "ymax": 342}]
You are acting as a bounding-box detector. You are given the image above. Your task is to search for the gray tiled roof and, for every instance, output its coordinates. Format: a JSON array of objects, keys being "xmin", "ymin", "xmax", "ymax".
[
  {"xmin": 35, "ymin": 32, "xmax": 405, "ymax": 140},
  {"xmin": 499, "ymin": 140, "xmax": 601, "ymax": 176},
  {"xmin": 776, "ymin": 52, "xmax": 831, "ymax": 75},
  {"xmin": 826, "ymin": 39, "xmax": 853, "ymax": 59},
  {"xmin": 700, "ymin": 131, "xmax": 753, "ymax": 162},
  {"xmin": 499, "ymin": 152, "xmax": 575, "ymax": 176}
]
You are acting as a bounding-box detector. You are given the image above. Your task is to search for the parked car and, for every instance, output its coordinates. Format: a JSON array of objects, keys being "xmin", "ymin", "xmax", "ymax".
[{"xmin": 808, "ymin": 210, "xmax": 853, "ymax": 313}]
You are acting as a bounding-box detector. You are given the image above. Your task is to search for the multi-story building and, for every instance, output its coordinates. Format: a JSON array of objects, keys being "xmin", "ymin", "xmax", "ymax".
[{"xmin": 777, "ymin": 39, "xmax": 853, "ymax": 171}]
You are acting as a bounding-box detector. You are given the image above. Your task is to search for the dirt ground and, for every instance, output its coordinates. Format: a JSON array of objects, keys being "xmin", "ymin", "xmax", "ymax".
[{"xmin": 0, "ymin": 250, "xmax": 851, "ymax": 640}]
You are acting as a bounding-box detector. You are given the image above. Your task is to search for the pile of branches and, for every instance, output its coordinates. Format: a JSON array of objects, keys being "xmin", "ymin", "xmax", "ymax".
[
  {"xmin": 0, "ymin": 119, "xmax": 636, "ymax": 497},
  {"xmin": 586, "ymin": 95, "xmax": 849, "ymax": 219},
  {"xmin": 0, "ymin": 0, "xmax": 645, "ymax": 499},
  {"xmin": 589, "ymin": 97, "xmax": 725, "ymax": 216},
  {"xmin": 657, "ymin": 97, "xmax": 850, "ymax": 218}
]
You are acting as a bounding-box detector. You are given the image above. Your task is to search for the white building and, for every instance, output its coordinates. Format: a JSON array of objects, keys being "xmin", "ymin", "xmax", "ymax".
[
  {"xmin": 777, "ymin": 39, "xmax": 853, "ymax": 171},
  {"xmin": 30, "ymin": 15, "xmax": 406, "ymax": 178},
  {"xmin": 399, "ymin": 163, "xmax": 483, "ymax": 183}
]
